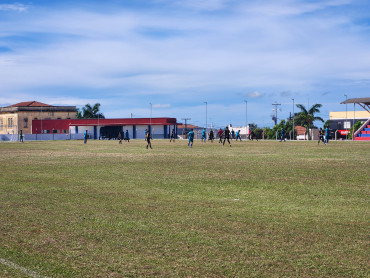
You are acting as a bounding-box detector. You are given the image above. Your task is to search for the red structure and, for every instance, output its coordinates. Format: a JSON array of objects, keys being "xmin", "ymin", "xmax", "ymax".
[{"xmin": 32, "ymin": 117, "xmax": 179, "ymax": 139}]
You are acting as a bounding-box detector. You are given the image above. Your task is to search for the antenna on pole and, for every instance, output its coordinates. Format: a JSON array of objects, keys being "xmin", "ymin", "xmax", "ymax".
[
  {"xmin": 181, "ymin": 118, "xmax": 191, "ymax": 133},
  {"xmin": 272, "ymin": 101, "xmax": 281, "ymax": 126}
]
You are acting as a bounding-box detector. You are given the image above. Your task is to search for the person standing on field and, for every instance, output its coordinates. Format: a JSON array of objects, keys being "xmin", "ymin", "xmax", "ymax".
[
  {"xmin": 318, "ymin": 128, "xmax": 324, "ymax": 144},
  {"xmin": 146, "ymin": 130, "xmax": 152, "ymax": 149},
  {"xmin": 208, "ymin": 129, "xmax": 214, "ymax": 142},
  {"xmin": 218, "ymin": 128, "xmax": 223, "ymax": 143},
  {"xmin": 84, "ymin": 130, "xmax": 88, "ymax": 144},
  {"xmin": 223, "ymin": 126, "xmax": 231, "ymax": 147},
  {"xmin": 188, "ymin": 129, "xmax": 194, "ymax": 148},
  {"xmin": 118, "ymin": 131, "xmax": 123, "ymax": 144},
  {"xmin": 170, "ymin": 129, "xmax": 175, "ymax": 142},
  {"xmin": 19, "ymin": 130, "xmax": 24, "ymax": 143},
  {"xmin": 201, "ymin": 128, "xmax": 206, "ymax": 143},
  {"xmin": 280, "ymin": 128, "xmax": 286, "ymax": 142},
  {"xmin": 324, "ymin": 127, "xmax": 330, "ymax": 144},
  {"xmin": 125, "ymin": 130, "xmax": 130, "ymax": 142}
]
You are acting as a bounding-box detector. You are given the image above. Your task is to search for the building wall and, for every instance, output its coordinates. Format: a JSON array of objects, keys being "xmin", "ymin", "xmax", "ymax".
[
  {"xmin": 0, "ymin": 110, "xmax": 75, "ymax": 134},
  {"xmin": 0, "ymin": 113, "xmax": 18, "ymax": 135},
  {"xmin": 330, "ymin": 111, "xmax": 369, "ymax": 120}
]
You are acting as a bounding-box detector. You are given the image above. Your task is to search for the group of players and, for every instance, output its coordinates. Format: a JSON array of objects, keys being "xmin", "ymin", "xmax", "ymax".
[
  {"xmin": 84, "ymin": 126, "xmax": 331, "ymax": 149},
  {"xmin": 279, "ymin": 127, "xmax": 330, "ymax": 144}
]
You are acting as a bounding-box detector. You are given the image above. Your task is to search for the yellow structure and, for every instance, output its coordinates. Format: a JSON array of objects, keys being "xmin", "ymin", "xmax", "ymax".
[
  {"xmin": 330, "ymin": 111, "xmax": 370, "ymax": 120},
  {"xmin": 0, "ymin": 101, "xmax": 76, "ymax": 135}
]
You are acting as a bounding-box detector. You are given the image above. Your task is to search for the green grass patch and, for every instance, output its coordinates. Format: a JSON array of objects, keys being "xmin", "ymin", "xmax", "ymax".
[{"xmin": 0, "ymin": 140, "xmax": 369, "ymax": 277}]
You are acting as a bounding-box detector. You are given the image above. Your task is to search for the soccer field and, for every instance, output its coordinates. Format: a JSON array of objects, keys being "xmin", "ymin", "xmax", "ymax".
[{"xmin": 0, "ymin": 140, "xmax": 369, "ymax": 277}]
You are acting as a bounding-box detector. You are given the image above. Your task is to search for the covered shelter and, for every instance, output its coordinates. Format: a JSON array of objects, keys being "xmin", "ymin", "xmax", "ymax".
[{"xmin": 340, "ymin": 97, "xmax": 370, "ymax": 113}]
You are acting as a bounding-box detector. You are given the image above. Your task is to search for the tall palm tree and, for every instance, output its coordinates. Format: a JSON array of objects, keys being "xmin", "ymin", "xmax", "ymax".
[
  {"xmin": 76, "ymin": 103, "xmax": 105, "ymax": 119},
  {"xmin": 294, "ymin": 104, "xmax": 324, "ymax": 139}
]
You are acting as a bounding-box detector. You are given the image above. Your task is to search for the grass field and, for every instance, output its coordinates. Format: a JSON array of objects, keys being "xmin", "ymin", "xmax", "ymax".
[{"xmin": 0, "ymin": 139, "xmax": 369, "ymax": 277}]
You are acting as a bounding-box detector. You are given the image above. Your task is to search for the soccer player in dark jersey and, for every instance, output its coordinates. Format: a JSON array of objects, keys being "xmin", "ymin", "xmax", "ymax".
[
  {"xmin": 118, "ymin": 131, "xmax": 123, "ymax": 144},
  {"xmin": 125, "ymin": 130, "xmax": 130, "ymax": 142},
  {"xmin": 208, "ymin": 129, "xmax": 214, "ymax": 142},
  {"xmin": 223, "ymin": 126, "xmax": 231, "ymax": 146},
  {"xmin": 146, "ymin": 130, "xmax": 152, "ymax": 149},
  {"xmin": 170, "ymin": 129, "xmax": 175, "ymax": 142}
]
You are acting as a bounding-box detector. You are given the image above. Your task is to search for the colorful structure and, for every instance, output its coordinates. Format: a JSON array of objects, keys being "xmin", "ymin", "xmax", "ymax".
[
  {"xmin": 32, "ymin": 118, "xmax": 179, "ymax": 139},
  {"xmin": 339, "ymin": 97, "xmax": 370, "ymax": 141}
]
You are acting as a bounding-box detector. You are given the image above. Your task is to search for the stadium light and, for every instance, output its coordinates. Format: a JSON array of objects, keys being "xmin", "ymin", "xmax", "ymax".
[
  {"xmin": 344, "ymin": 94, "xmax": 347, "ymax": 140},
  {"xmin": 292, "ymin": 98, "xmax": 295, "ymax": 140}
]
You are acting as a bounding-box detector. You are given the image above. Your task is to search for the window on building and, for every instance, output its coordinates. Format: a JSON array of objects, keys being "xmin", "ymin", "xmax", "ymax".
[
  {"xmin": 344, "ymin": 121, "xmax": 351, "ymax": 129},
  {"xmin": 8, "ymin": 118, "xmax": 13, "ymax": 127},
  {"xmin": 42, "ymin": 130, "xmax": 50, "ymax": 134},
  {"xmin": 24, "ymin": 118, "xmax": 28, "ymax": 128},
  {"xmin": 34, "ymin": 118, "xmax": 38, "ymax": 120},
  {"xmin": 52, "ymin": 129, "xmax": 58, "ymax": 133},
  {"xmin": 48, "ymin": 112, "xmax": 54, "ymax": 116},
  {"xmin": 57, "ymin": 118, "xmax": 61, "ymax": 120},
  {"xmin": 62, "ymin": 129, "xmax": 69, "ymax": 133},
  {"xmin": 0, "ymin": 118, "xmax": 2, "ymax": 129}
]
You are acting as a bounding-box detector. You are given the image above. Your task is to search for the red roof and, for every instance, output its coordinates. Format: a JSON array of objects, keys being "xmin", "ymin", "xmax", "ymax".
[
  {"xmin": 8, "ymin": 101, "xmax": 53, "ymax": 107},
  {"xmin": 177, "ymin": 124, "xmax": 201, "ymax": 129}
]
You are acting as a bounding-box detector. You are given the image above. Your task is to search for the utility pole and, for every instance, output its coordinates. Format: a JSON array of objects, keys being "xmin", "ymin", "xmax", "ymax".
[
  {"xmin": 344, "ymin": 94, "xmax": 348, "ymax": 140},
  {"xmin": 244, "ymin": 100, "xmax": 248, "ymax": 134},
  {"xmin": 149, "ymin": 103, "xmax": 152, "ymax": 133},
  {"xmin": 292, "ymin": 98, "xmax": 295, "ymax": 140},
  {"xmin": 204, "ymin": 101, "xmax": 208, "ymax": 135},
  {"xmin": 181, "ymin": 118, "xmax": 191, "ymax": 133},
  {"xmin": 272, "ymin": 101, "xmax": 281, "ymax": 126}
]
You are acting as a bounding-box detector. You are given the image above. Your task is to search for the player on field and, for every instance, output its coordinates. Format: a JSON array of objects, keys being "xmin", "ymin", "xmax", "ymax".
[
  {"xmin": 235, "ymin": 130, "xmax": 241, "ymax": 141},
  {"xmin": 84, "ymin": 130, "xmax": 88, "ymax": 144},
  {"xmin": 223, "ymin": 126, "xmax": 231, "ymax": 146},
  {"xmin": 280, "ymin": 128, "xmax": 286, "ymax": 142},
  {"xmin": 208, "ymin": 129, "xmax": 214, "ymax": 142},
  {"xmin": 118, "ymin": 131, "xmax": 123, "ymax": 144},
  {"xmin": 218, "ymin": 128, "xmax": 223, "ymax": 143},
  {"xmin": 125, "ymin": 130, "xmax": 130, "ymax": 142},
  {"xmin": 188, "ymin": 129, "xmax": 194, "ymax": 147},
  {"xmin": 146, "ymin": 130, "xmax": 152, "ymax": 149},
  {"xmin": 318, "ymin": 127, "xmax": 324, "ymax": 144},
  {"xmin": 324, "ymin": 127, "xmax": 330, "ymax": 144},
  {"xmin": 201, "ymin": 128, "xmax": 206, "ymax": 143},
  {"xmin": 170, "ymin": 129, "xmax": 175, "ymax": 142}
]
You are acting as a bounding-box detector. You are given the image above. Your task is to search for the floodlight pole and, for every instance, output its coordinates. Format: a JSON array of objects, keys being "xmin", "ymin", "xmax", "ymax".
[
  {"xmin": 245, "ymin": 100, "xmax": 248, "ymax": 136},
  {"xmin": 149, "ymin": 102, "xmax": 152, "ymax": 133},
  {"xmin": 353, "ymin": 103, "xmax": 355, "ymax": 141},
  {"xmin": 344, "ymin": 94, "xmax": 347, "ymax": 140},
  {"xmin": 292, "ymin": 98, "xmax": 295, "ymax": 140},
  {"xmin": 40, "ymin": 106, "xmax": 43, "ymax": 140},
  {"xmin": 204, "ymin": 101, "xmax": 207, "ymax": 137}
]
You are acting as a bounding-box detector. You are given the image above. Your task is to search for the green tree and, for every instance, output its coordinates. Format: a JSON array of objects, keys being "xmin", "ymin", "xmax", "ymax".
[
  {"xmin": 294, "ymin": 104, "xmax": 324, "ymax": 139},
  {"xmin": 76, "ymin": 103, "xmax": 105, "ymax": 119},
  {"xmin": 348, "ymin": 120, "xmax": 363, "ymax": 140}
]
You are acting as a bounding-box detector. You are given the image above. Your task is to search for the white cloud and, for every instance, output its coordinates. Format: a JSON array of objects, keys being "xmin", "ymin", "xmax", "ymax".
[
  {"xmin": 0, "ymin": 3, "xmax": 28, "ymax": 12},
  {"xmin": 247, "ymin": 91, "xmax": 264, "ymax": 98},
  {"xmin": 152, "ymin": 104, "xmax": 171, "ymax": 108}
]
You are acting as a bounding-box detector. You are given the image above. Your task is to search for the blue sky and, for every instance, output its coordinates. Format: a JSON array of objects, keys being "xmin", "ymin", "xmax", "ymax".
[{"xmin": 1, "ymin": 0, "xmax": 369, "ymax": 128}]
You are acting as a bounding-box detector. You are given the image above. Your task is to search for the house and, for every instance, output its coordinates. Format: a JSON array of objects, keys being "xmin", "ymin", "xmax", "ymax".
[{"xmin": 0, "ymin": 101, "xmax": 76, "ymax": 135}]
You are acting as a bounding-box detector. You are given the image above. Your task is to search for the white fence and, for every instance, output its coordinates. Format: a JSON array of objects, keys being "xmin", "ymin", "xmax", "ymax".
[{"xmin": 0, "ymin": 133, "xmax": 85, "ymax": 141}]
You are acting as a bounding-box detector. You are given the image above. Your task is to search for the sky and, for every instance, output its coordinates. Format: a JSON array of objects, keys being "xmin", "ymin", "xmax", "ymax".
[{"xmin": 1, "ymin": 0, "xmax": 369, "ymax": 128}]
